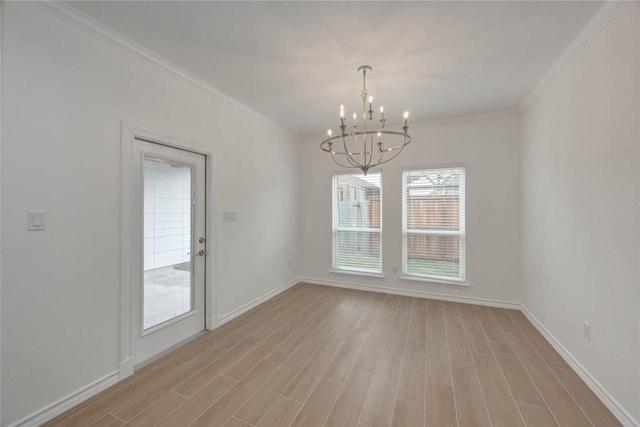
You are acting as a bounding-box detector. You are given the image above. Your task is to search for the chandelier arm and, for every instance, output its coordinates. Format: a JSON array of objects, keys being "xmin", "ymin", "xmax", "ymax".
[
  {"xmin": 365, "ymin": 134, "xmax": 376, "ymax": 169},
  {"xmin": 373, "ymin": 144, "xmax": 408, "ymax": 166},
  {"xmin": 342, "ymin": 136, "xmax": 363, "ymax": 168},
  {"xmin": 330, "ymin": 150, "xmax": 361, "ymax": 169}
]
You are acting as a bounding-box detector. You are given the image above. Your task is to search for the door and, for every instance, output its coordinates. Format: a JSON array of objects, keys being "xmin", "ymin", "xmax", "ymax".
[{"xmin": 131, "ymin": 138, "xmax": 207, "ymax": 364}]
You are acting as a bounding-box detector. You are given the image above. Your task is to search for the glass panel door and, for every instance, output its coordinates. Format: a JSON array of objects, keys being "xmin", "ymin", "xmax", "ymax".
[
  {"xmin": 131, "ymin": 137, "xmax": 206, "ymax": 365},
  {"xmin": 143, "ymin": 158, "xmax": 194, "ymax": 330}
]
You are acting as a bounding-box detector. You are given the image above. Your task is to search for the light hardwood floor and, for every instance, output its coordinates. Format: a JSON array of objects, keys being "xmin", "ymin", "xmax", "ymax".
[{"xmin": 45, "ymin": 283, "xmax": 621, "ymax": 427}]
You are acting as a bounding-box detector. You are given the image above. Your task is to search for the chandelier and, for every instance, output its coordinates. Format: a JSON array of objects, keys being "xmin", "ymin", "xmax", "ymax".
[{"xmin": 320, "ymin": 65, "xmax": 411, "ymax": 175}]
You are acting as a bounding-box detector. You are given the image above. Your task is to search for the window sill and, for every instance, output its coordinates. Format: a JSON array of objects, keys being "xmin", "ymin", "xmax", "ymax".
[
  {"xmin": 400, "ymin": 275, "xmax": 469, "ymax": 287},
  {"xmin": 330, "ymin": 268, "xmax": 386, "ymax": 279}
]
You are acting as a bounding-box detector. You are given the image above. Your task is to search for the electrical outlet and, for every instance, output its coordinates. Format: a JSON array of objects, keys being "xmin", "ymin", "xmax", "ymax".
[{"xmin": 583, "ymin": 321, "xmax": 591, "ymax": 341}]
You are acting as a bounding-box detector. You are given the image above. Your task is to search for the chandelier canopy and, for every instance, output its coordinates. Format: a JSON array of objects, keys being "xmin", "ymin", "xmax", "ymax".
[{"xmin": 320, "ymin": 65, "xmax": 411, "ymax": 175}]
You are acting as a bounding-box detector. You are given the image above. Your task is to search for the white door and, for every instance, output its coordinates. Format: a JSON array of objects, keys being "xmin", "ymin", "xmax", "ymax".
[{"xmin": 131, "ymin": 138, "xmax": 206, "ymax": 364}]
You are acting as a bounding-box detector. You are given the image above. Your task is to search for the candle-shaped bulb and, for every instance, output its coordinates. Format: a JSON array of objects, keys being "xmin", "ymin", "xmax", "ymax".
[
  {"xmin": 339, "ymin": 105, "xmax": 344, "ymax": 118},
  {"xmin": 353, "ymin": 113, "xmax": 357, "ymax": 121},
  {"xmin": 403, "ymin": 111, "xmax": 409, "ymax": 119},
  {"xmin": 327, "ymin": 129, "xmax": 332, "ymax": 137},
  {"xmin": 380, "ymin": 106, "xmax": 384, "ymax": 114},
  {"xmin": 369, "ymin": 96, "xmax": 373, "ymax": 104}
]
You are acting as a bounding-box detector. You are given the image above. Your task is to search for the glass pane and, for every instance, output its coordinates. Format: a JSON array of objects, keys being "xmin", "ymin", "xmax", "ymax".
[
  {"xmin": 405, "ymin": 233, "xmax": 462, "ymax": 279},
  {"xmin": 335, "ymin": 230, "xmax": 381, "ymax": 272},
  {"xmin": 143, "ymin": 158, "xmax": 193, "ymax": 330}
]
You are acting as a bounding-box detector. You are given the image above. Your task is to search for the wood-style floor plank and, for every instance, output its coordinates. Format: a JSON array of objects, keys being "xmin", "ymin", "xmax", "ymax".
[
  {"xmin": 48, "ymin": 284, "xmax": 620, "ymax": 427},
  {"xmin": 190, "ymin": 360, "xmax": 279, "ymax": 426},
  {"xmin": 552, "ymin": 366, "xmax": 622, "ymax": 427},
  {"xmin": 257, "ymin": 396, "xmax": 303, "ymax": 427},
  {"xmin": 359, "ymin": 350, "xmax": 402, "ymax": 427},
  {"xmin": 472, "ymin": 351, "xmax": 525, "ymax": 426},
  {"xmin": 233, "ymin": 347, "xmax": 314, "ymax": 425},
  {"xmin": 536, "ymin": 383, "xmax": 593, "ymax": 427},
  {"xmin": 289, "ymin": 377, "xmax": 343, "ymax": 427},
  {"xmin": 156, "ymin": 375, "xmax": 237, "ymax": 427},
  {"xmin": 517, "ymin": 402, "xmax": 559, "ymax": 427},
  {"xmin": 425, "ymin": 381, "xmax": 457, "ymax": 427}
]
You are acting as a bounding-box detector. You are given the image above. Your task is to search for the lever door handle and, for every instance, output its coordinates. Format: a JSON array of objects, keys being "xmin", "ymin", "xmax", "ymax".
[{"xmin": 196, "ymin": 249, "xmax": 207, "ymax": 257}]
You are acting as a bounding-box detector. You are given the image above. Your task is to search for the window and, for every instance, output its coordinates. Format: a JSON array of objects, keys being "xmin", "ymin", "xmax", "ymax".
[
  {"xmin": 402, "ymin": 167, "xmax": 465, "ymax": 282},
  {"xmin": 332, "ymin": 171, "xmax": 382, "ymax": 274}
]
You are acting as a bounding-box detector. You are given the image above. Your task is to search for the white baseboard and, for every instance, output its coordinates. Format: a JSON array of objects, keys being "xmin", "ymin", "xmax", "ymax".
[
  {"xmin": 216, "ymin": 277, "xmax": 299, "ymax": 325},
  {"xmin": 520, "ymin": 305, "xmax": 639, "ymax": 427},
  {"xmin": 9, "ymin": 371, "xmax": 120, "ymax": 427},
  {"xmin": 299, "ymin": 276, "xmax": 521, "ymax": 309},
  {"xmin": 118, "ymin": 357, "xmax": 135, "ymax": 379}
]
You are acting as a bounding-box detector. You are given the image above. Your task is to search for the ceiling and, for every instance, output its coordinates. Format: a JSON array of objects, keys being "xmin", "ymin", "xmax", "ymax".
[{"xmin": 69, "ymin": 1, "xmax": 603, "ymax": 137}]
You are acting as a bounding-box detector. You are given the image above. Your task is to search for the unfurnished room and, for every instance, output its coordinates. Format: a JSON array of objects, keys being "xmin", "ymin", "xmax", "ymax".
[{"xmin": 0, "ymin": 1, "xmax": 639, "ymax": 426}]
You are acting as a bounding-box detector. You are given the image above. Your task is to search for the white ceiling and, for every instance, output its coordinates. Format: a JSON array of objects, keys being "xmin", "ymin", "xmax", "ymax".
[{"xmin": 69, "ymin": 1, "xmax": 603, "ymax": 137}]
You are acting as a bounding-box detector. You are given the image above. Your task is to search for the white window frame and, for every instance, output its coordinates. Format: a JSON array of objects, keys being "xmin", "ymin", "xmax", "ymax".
[
  {"xmin": 331, "ymin": 170, "xmax": 383, "ymax": 277},
  {"xmin": 401, "ymin": 165, "xmax": 466, "ymax": 285}
]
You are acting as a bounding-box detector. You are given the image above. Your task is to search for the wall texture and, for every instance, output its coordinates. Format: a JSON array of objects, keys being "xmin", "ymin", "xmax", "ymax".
[
  {"xmin": 0, "ymin": 3, "xmax": 298, "ymax": 425},
  {"xmin": 521, "ymin": 3, "xmax": 640, "ymax": 423},
  {"xmin": 299, "ymin": 114, "xmax": 523, "ymax": 305}
]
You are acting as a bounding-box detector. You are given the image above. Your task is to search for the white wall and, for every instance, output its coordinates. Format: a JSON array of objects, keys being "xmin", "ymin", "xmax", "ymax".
[
  {"xmin": 521, "ymin": 3, "xmax": 640, "ymax": 424},
  {"xmin": 0, "ymin": 3, "xmax": 298, "ymax": 425},
  {"xmin": 299, "ymin": 114, "xmax": 522, "ymax": 304}
]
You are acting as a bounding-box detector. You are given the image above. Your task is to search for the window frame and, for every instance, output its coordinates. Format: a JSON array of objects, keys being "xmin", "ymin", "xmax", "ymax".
[
  {"xmin": 401, "ymin": 165, "xmax": 467, "ymax": 285},
  {"xmin": 331, "ymin": 170, "xmax": 384, "ymax": 276}
]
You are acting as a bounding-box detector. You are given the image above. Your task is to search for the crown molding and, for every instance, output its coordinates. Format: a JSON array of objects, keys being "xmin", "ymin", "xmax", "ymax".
[
  {"xmin": 31, "ymin": 1, "xmax": 297, "ymax": 140},
  {"xmin": 519, "ymin": 1, "xmax": 628, "ymax": 112}
]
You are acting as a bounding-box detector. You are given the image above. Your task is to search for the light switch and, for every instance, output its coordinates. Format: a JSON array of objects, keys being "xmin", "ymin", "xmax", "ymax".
[
  {"xmin": 28, "ymin": 211, "xmax": 46, "ymax": 231},
  {"xmin": 223, "ymin": 211, "xmax": 237, "ymax": 221}
]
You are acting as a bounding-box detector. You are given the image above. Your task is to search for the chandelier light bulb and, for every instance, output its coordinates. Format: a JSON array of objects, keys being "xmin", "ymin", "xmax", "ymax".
[
  {"xmin": 380, "ymin": 106, "xmax": 384, "ymax": 114},
  {"xmin": 327, "ymin": 129, "xmax": 332, "ymax": 137},
  {"xmin": 404, "ymin": 111, "xmax": 409, "ymax": 119},
  {"xmin": 353, "ymin": 113, "xmax": 357, "ymax": 121}
]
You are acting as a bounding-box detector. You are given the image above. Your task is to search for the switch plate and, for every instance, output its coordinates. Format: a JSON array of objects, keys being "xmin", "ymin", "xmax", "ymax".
[
  {"xmin": 223, "ymin": 211, "xmax": 237, "ymax": 221},
  {"xmin": 28, "ymin": 211, "xmax": 46, "ymax": 231}
]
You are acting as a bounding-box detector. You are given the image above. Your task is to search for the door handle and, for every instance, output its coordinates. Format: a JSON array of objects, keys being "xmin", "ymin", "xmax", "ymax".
[{"xmin": 196, "ymin": 249, "xmax": 207, "ymax": 257}]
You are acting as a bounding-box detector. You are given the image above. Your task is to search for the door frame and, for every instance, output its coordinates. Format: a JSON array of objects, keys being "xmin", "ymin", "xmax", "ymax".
[{"xmin": 119, "ymin": 121, "xmax": 216, "ymax": 378}]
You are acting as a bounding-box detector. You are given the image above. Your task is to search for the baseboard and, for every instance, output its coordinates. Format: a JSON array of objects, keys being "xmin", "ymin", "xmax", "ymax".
[
  {"xmin": 215, "ymin": 277, "xmax": 299, "ymax": 326},
  {"xmin": 299, "ymin": 276, "xmax": 520, "ymax": 309},
  {"xmin": 118, "ymin": 357, "xmax": 135, "ymax": 379},
  {"xmin": 520, "ymin": 305, "xmax": 639, "ymax": 427},
  {"xmin": 8, "ymin": 371, "xmax": 120, "ymax": 427}
]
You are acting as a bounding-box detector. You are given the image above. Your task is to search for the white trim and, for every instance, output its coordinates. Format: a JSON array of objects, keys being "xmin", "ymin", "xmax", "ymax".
[
  {"xmin": 215, "ymin": 278, "xmax": 299, "ymax": 325},
  {"xmin": 400, "ymin": 275, "xmax": 469, "ymax": 287},
  {"xmin": 330, "ymin": 269, "xmax": 386, "ymax": 279},
  {"xmin": 8, "ymin": 371, "xmax": 120, "ymax": 427},
  {"xmin": 118, "ymin": 357, "xmax": 135, "ymax": 379},
  {"xmin": 298, "ymin": 276, "xmax": 519, "ymax": 309},
  {"xmin": 520, "ymin": 1, "xmax": 628, "ymax": 112},
  {"xmin": 31, "ymin": 1, "xmax": 296, "ymax": 140},
  {"xmin": 520, "ymin": 305, "xmax": 639, "ymax": 427},
  {"xmin": 120, "ymin": 121, "xmax": 216, "ymax": 374}
]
